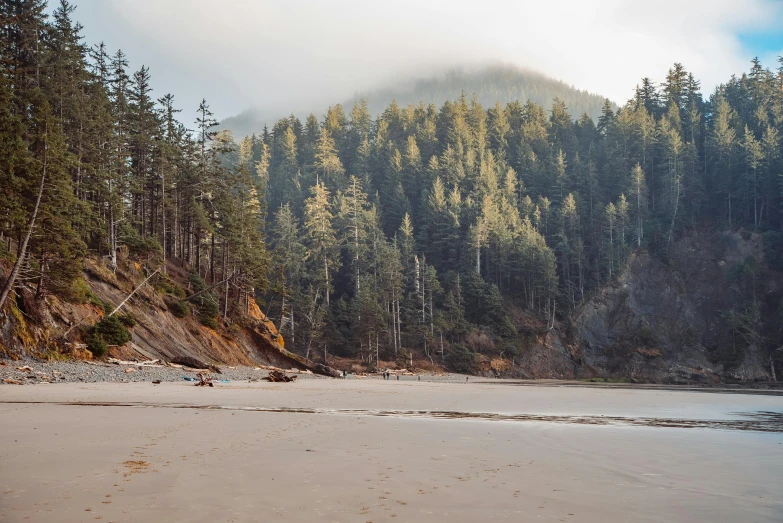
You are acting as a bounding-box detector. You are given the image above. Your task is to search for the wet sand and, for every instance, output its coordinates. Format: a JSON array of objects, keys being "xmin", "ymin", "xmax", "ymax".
[{"xmin": 1, "ymin": 380, "xmax": 782, "ymax": 522}]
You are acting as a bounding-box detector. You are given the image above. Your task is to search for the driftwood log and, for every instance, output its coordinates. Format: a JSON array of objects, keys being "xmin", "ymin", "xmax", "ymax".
[
  {"xmin": 194, "ymin": 373, "xmax": 214, "ymax": 387},
  {"xmin": 263, "ymin": 370, "xmax": 297, "ymax": 383},
  {"xmin": 171, "ymin": 356, "xmax": 222, "ymax": 374}
]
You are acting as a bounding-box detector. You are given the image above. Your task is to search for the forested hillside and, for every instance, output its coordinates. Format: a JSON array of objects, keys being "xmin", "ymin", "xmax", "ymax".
[
  {"xmin": 1, "ymin": 1, "xmax": 782, "ymax": 378},
  {"xmin": 221, "ymin": 66, "xmax": 610, "ymax": 139}
]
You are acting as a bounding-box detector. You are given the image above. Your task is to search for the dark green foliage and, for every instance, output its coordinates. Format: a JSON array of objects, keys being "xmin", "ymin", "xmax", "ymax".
[
  {"xmin": 119, "ymin": 222, "xmax": 162, "ymax": 257},
  {"xmin": 156, "ymin": 276, "xmax": 186, "ymax": 298},
  {"xmin": 188, "ymin": 271, "xmax": 219, "ymax": 328},
  {"xmin": 165, "ymin": 297, "xmax": 191, "ymax": 318},
  {"xmin": 118, "ymin": 313, "xmax": 137, "ymax": 328},
  {"xmin": 446, "ymin": 344, "xmax": 478, "ymax": 374},
  {"xmin": 87, "ymin": 314, "xmax": 132, "ymax": 356},
  {"xmin": 762, "ymin": 232, "xmax": 783, "ymax": 271},
  {"xmin": 0, "ymin": 2, "xmax": 269, "ymax": 326},
  {"xmin": 86, "ymin": 330, "xmax": 107, "ymax": 357}
]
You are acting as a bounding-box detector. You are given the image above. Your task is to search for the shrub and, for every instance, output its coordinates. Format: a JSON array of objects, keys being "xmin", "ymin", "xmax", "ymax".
[
  {"xmin": 86, "ymin": 330, "xmax": 108, "ymax": 357},
  {"xmin": 166, "ymin": 298, "xmax": 191, "ymax": 318},
  {"xmin": 119, "ymin": 222, "xmax": 161, "ymax": 257},
  {"xmin": 87, "ymin": 315, "xmax": 132, "ymax": 357},
  {"xmin": 446, "ymin": 344, "xmax": 477, "ymax": 374},
  {"xmin": 87, "ymin": 291, "xmax": 104, "ymax": 308},
  {"xmin": 200, "ymin": 315, "xmax": 218, "ymax": 330},
  {"xmin": 156, "ymin": 275, "xmax": 186, "ymax": 298},
  {"xmin": 96, "ymin": 315, "xmax": 132, "ymax": 345},
  {"xmin": 119, "ymin": 313, "xmax": 137, "ymax": 328},
  {"xmin": 65, "ymin": 277, "xmax": 92, "ymax": 304},
  {"xmin": 188, "ymin": 271, "xmax": 219, "ymax": 327}
]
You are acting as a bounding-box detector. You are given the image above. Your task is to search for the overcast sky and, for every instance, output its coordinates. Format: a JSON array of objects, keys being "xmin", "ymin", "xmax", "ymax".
[{"xmin": 60, "ymin": 0, "xmax": 783, "ymax": 124}]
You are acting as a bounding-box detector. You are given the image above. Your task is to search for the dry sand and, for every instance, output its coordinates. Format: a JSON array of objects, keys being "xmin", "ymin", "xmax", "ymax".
[{"xmin": 1, "ymin": 379, "xmax": 782, "ymax": 522}]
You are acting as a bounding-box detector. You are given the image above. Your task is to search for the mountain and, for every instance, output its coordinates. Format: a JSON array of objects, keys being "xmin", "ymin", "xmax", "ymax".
[{"xmin": 220, "ymin": 65, "xmax": 611, "ymax": 138}]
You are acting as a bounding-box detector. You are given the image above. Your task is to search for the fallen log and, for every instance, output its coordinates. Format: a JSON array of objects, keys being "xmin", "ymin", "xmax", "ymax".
[
  {"xmin": 108, "ymin": 358, "xmax": 161, "ymax": 366},
  {"xmin": 171, "ymin": 356, "xmax": 221, "ymax": 374},
  {"xmin": 194, "ymin": 373, "xmax": 214, "ymax": 387},
  {"xmin": 263, "ymin": 370, "xmax": 297, "ymax": 383}
]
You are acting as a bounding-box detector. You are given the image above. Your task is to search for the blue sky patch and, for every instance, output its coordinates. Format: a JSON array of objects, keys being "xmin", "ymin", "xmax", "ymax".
[{"xmin": 738, "ymin": 31, "xmax": 783, "ymax": 59}]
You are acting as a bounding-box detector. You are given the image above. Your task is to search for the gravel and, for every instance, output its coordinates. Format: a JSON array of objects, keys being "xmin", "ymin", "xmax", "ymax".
[{"xmin": 0, "ymin": 359, "xmax": 328, "ymax": 385}]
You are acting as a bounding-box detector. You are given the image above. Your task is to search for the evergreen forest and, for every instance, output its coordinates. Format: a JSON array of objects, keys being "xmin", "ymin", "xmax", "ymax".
[{"xmin": 2, "ymin": 1, "xmax": 783, "ymax": 370}]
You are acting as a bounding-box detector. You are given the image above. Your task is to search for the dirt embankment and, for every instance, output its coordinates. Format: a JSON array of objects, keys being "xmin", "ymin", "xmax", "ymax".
[{"xmin": 0, "ymin": 257, "xmax": 339, "ymax": 377}]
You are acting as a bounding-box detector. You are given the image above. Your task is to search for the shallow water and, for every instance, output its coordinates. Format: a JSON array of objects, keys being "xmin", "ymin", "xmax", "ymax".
[{"xmin": 5, "ymin": 400, "xmax": 783, "ymax": 433}]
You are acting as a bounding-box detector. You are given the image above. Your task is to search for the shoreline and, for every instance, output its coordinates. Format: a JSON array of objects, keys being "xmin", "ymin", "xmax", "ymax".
[{"xmin": 2, "ymin": 358, "xmax": 782, "ymax": 395}]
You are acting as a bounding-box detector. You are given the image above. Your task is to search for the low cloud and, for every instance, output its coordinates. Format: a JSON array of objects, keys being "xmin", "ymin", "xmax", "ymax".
[{"xmin": 71, "ymin": 0, "xmax": 783, "ymax": 120}]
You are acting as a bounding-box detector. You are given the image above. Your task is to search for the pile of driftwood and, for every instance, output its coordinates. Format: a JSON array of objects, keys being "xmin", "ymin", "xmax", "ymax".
[
  {"xmin": 194, "ymin": 373, "xmax": 214, "ymax": 387},
  {"xmin": 263, "ymin": 370, "xmax": 297, "ymax": 382}
]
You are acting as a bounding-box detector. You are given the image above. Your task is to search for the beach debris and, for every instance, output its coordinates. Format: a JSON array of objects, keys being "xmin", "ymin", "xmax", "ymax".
[
  {"xmin": 17, "ymin": 365, "xmax": 33, "ymax": 372},
  {"xmin": 108, "ymin": 357, "xmax": 162, "ymax": 367},
  {"xmin": 152, "ymin": 380, "xmax": 161, "ymax": 384},
  {"xmin": 123, "ymin": 368, "xmax": 136, "ymax": 373},
  {"xmin": 263, "ymin": 370, "xmax": 297, "ymax": 382},
  {"xmin": 194, "ymin": 373, "xmax": 214, "ymax": 387},
  {"xmin": 2, "ymin": 378, "xmax": 24, "ymax": 385}
]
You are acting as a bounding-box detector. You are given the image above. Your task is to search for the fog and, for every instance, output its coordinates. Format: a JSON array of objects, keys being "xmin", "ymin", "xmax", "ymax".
[{"xmin": 66, "ymin": 0, "xmax": 783, "ymax": 122}]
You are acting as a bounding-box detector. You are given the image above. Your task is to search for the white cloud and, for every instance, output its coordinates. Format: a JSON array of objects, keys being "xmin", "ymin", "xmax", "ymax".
[{"xmin": 72, "ymin": 0, "xmax": 783, "ymax": 119}]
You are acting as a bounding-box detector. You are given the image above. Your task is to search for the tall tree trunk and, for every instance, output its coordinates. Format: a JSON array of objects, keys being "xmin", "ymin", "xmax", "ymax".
[
  {"xmin": 0, "ymin": 143, "xmax": 47, "ymax": 312},
  {"xmin": 161, "ymin": 171, "xmax": 166, "ymax": 274}
]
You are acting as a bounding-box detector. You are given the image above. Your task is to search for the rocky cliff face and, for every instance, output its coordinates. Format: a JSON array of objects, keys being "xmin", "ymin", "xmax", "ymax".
[
  {"xmin": 0, "ymin": 258, "xmax": 339, "ymax": 376},
  {"xmin": 494, "ymin": 230, "xmax": 782, "ymax": 383}
]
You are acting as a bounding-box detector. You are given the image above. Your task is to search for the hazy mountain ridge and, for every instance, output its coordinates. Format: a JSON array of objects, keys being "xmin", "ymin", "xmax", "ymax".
[{"xmin": 221, "ymin": 65, "xmax": 611, "ymax": 138}]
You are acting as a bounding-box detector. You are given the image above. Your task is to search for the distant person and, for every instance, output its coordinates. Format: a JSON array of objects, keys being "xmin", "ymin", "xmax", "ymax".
[{"xmin": 466, "ymin": 376, "xmax": 469, "ymax": 383}]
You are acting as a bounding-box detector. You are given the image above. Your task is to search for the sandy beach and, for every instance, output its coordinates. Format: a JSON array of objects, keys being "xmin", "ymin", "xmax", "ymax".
[{"xmin": 1, "ymin": 379, "xmax": 782, "ymax": 522}]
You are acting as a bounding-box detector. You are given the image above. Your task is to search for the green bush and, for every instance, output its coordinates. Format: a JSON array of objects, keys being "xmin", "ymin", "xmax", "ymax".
[
  {"xmin": 446, "ymin": 344, "xmax": 477, "ymax": 374},
  {"xmin": 87, "ymin": 290, "xmax": 104, "ymax": 308},
  {"xmin": 119, "ymin": 313, "xmax": 137, "ymax": 328},
  {"xmin": 156, "ymin": 276, "xmax": 186, "ymax": 298},
  {"xmin": 200, "ymin": 315, "xmax": 219, "ymax": 329},
  {"xmin": 86, "ymin": 330, "xmax": 108, "ymax": 357},
  {"xmin": 189, "ymin": 271, "xmax": 219, "ymax": 328},
  {"xmin": 166, "ymin": 298, "xmax": 191, "ymax": 318},
  {"xmin": 119, "ymin": 222, "xmax": 161, "ymax": 257},
  {"xmin": 87, "ymin": 315, "xmax": 132, "ymax": 357},
  {"xmin": 65, "ymin": 277, "xmax": 92, "ymax": 304}
]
